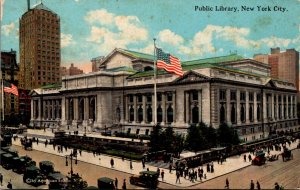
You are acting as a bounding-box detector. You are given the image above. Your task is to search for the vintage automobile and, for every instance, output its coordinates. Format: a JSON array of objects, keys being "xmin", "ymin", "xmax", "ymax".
[
  {"xmin": 48, "ymin": 172, "xmax": 68, "ymax": 189},
  {"xmin": 97, "ymin": 177, "xmax": 115, "ymax": 190},
  {"xmin": 12, "ymin": 156, "xmax": 36, "ymax": 174},
  {"xmin": 39, "ymin": 161, "xmax": 55, "ymax": 177},
  {"xmin": 252, "ymin": 151, "xmax": 266, "ymax": 166},
  {"xmin": 129, "ymin": 171, "xmax": 159, "ymax": 188},
  {"xmin": 1, "ymin": 153, "xmax": 14, "ymax": 169},
  {"xmin": 23, "ymin": 166, "xmax": 46, "ymax": 186}
]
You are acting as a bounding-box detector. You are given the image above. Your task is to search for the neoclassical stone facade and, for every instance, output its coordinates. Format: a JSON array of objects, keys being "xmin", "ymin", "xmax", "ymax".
[{"xmin": 30, "ymin": 49, "xmax": 299, "ymax": 142}]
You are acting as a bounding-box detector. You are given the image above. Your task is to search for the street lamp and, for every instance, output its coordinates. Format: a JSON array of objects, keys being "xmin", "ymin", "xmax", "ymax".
[{"xmin": 65, "ymin": 151, "xmax": 78, "ymax": 176}]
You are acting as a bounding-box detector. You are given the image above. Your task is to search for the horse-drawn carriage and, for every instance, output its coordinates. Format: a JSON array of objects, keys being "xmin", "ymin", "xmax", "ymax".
[
  {"xmin": 252, "ymin": 150, "xmax": 266, "ymax": 166},
  {"xmin": 282, "ymin": 148, "xmax": 293, "ymax": 161}
]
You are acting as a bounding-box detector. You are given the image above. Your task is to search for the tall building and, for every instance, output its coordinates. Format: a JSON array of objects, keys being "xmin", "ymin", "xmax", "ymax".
[
  {"xmin": 60, "ymin": 63, "xmax": 84, "ymax": 77},
  {"xmin": 19, "ymin": 1, "xmax": 60, "ymax": 90},
  {"xmin": 254, "ymin": 48, "xmax": 299, "ymax": 91},
  {"xmin": 1, "ymin": 49, "xmax": 19, "ymax": 119}
]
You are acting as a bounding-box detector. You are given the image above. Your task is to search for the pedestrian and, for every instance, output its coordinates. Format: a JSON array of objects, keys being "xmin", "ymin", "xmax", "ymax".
[
  {"xmin": 7, "ymin": 180, "xmax": 12, "ymax": 189},
  {"xmin": 147, "ymin": 168, "xmax": 149, "ymax": 171},
  {"xmin": 45, "ymin": 139, "xmax": 48, "ymax": 147},
  {"xmin": 274, "ymin": 182, "xmax": 280, "ymax": 190},
  {"xmin": 36, "ymin": 138, "xmax": 39, "ymax": 145},
  {"xmin": 161, "ymin": 170, "xmax": 164, "ymax": 181},
  {"xmin": 256, "ymin": 181, "xmax": 261, "ymax": 190},
  {"xmin": 111, "ymin": 158, "xmax": 114, "ymax": 168},
  {"xmin": 169, "ymin": 164, "xmax": 172, "ymax": 173},
  {"xmin": 122, "ymin": 179, "xmax": 126, "ymax": 190},
  {"xmin": 176, "ymin": 170, "xmax": 181, "ymax": 184},
  {"xmin": 248, "ymin": 154, "xmax": 252, "ymax": 162},
  {"xmin": 0, "ymin": 173, "xmax": 3, "ymax": 186},
  {"xmin": 157, "ymin": 168, "xmax": 160, "ymax": 177},
  {"xmin": 207, "ymin": 163, "xmax": 210, "ymax": 172},
  {"xmin": 244, "ymin": 154, "xmax": 247, "ymax": 162},
  {"xmin": 250, "ymin": 180, "xmax": 255, "ymax": 190},
  {"xmin": 211, "ymin": 164, "xmax": 214, "ymax": 173},
  {"xmin": 115, "ymin": 178, "xmax": 118, "ymax": 189},
  {"xmin": 225, "ymin": 178, "xmax": 229, "ymax": 189},
  {"xmin": 130, "ymin": 160, "xmax": 133, "ymax": 170},
  {"xmin": 142, "ymin": 161, "xmax": 145, "ymax": 169}
]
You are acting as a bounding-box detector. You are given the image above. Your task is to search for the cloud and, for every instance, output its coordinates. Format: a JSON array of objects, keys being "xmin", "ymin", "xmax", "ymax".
[
  {"xmin": 85, "ymin": 9, "xmax": 114, "ymax": 25},
  {"xmin": 85, "ymin": 9, "xmax": 148, "ymax": 54},
  {"xmin": 134, "ymin": 43, "xmax": 153, "ymax": 54},
  {"xmin": 1, "ymin": 22, "xmax": 15, "ymax": 36},
  {"xmin": 61, "ymin": 33, "xmax": 76, "ymax": 48},
  {"xmin": 158, "ymin": 29, "xmax": 184, "ymax": 46},
  {"xmin": 74, "ymin": 0, "xmax": 79, "ymax": 2},
  {"xmin": 0, "ymin": 0, "xmax": 4, "ymax": 21}
]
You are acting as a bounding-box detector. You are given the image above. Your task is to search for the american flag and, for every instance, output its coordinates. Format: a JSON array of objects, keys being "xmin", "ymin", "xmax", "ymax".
[
  {"xmin": 3, "ymin": 80, "xmax": 19, "ymax": 96},
  {"xmin": 156, "ymin": 48, "xmax": 183, "ymax": 77}
]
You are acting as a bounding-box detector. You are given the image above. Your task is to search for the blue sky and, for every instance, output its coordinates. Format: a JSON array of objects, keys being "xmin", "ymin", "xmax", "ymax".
[{"xmin": 1, "ymin": 0, "xmax": 300, "ymax": 72}]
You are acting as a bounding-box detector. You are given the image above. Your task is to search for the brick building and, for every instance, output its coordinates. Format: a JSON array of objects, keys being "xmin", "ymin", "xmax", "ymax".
[
  {"xmin": 254, "ymin": 48, "xmax": 299, "ymax": 92},
  {"xmin": 61, "ymin": 63, "xmax": 84, "ymax": 77},
  {"xmin": 19, "ymin": 2, "xmax": 61, "ymax": 90}
]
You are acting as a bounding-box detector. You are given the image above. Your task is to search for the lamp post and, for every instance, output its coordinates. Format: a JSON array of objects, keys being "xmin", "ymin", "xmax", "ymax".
[{"xmin": 65, "ymin": 151, "xmax": 78, "ymax": 176}]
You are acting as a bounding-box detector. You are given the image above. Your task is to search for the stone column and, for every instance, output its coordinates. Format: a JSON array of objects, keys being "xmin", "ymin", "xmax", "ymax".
[
  {"xmin": 185, "ymin": 91, "xmax": 190, "ymax": 124},
  {"xmin": 226, "ymin": 89, "xmax": 231, "ymax": 124},
  {"xmin": 61, "ymin": 97, "xmax": 66, "ymax": 126},
  {"xmin": 133, "ymin": 95, "xmax": 137, "ymax": 123},
  {"xmin": 73, "ymin": 97, "xmax": 79, "ymax": 121},
  {"xmin": 245, "ymin": 91, "xmax": 250, "ymax": 124},
  {"xmin": 31, "ymin": 99, "xmax": 34, "ymax": 120},
  {"xmin": 125, "ymin": 96, "xmax": 128, "ymax": 123},
  {"xmin": 253, "ymin": 92, "xmax": 257, "ymax": 123},
  {"xmin": 271, "ymin": 93, "xmax": 274, "ymax": 120},
  {"xmin": 198, "ymin": 90, "xmax": 202, "ymax": 123},
  {"xmin": 83, "ymin": 97, "xmax": 89, "ymax": 126},
  {"xmin": 175, "ymin": 89, "xmax": 185, "ymax": 127},
  {"xmin": 285, "ymin": 95, "xmax": 288, "ymax": 119},
  {"xmin": 38, "ymin": 98, "xmax": 41, "ymax": 120},
  {"xmin": 172, "ymin": 91, "xmax": 176, "ymax": 123},
  {"xmin": 161, "ymin": 93, "xmax": 166, "ymax": 125},
  {"xmin": 281, "ymin": 95, "xmax": 284, "ymax": 119},
  {"xmin": 142, "ymin": 95, "xmax": 146, "ymax": 124},
  {"xmin": 151, "ymin": 94, "xmax": 155, "ymax": 124},
  {"xmin": 263, "ymin": 92, "xmax": 267, "ymax": 121},
  {"xmin": 236, "ymin": 89, "xmax": 241, "ymax": 125}
]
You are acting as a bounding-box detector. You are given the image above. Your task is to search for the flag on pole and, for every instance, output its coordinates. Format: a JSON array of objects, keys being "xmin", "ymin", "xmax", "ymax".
[
  {"xmin": 3, "ymin": 80, "xmax": 19, "ymax": 96},
  {"xmin": 156, "ymin": 48, "xmax": 183, "ymax": 77}
]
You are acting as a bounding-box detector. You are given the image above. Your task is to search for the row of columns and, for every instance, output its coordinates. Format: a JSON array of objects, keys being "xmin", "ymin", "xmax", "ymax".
[{"xmin": 32, "ymin": 99, "xmax": 61, "ymax": 120}]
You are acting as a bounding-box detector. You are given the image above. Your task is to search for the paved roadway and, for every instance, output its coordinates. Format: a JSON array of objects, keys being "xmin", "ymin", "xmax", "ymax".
[
  {"xmin": 9, "ymin": 145, "xmax": 174, "ymax": 189},
  {"xmin": 186, "ymin": 148, "xmax": 300, "ymax": 189}
]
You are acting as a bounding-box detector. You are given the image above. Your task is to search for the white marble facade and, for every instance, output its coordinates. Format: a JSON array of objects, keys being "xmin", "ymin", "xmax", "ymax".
[{"xmin": 30, "ymin": 49, "xmax": 299, "ymax": 142}]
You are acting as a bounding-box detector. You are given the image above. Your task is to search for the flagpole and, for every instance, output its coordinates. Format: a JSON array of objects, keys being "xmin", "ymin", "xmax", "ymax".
[
  {"xmin": 153, "ymin": 38, "xmax": 157, "ymax": 125},
  {"xmin": 1, "ymin": 79, "xmax": 4, "ymax": 122}
]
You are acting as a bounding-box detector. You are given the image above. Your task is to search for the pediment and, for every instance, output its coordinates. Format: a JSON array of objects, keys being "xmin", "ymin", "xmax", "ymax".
[
  {"xmin": 265, "ymin": 79, "xmax": 277, "ymax": 88},
  {"xmin": 175, "ymin": 71, "xmax": 210, "ymax": 83}
]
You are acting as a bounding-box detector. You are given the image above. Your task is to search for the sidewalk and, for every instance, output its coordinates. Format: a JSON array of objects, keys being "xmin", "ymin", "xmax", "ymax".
[{"xmin": 13, "ymin": 130, "xmax": 300, "ymax": 187}]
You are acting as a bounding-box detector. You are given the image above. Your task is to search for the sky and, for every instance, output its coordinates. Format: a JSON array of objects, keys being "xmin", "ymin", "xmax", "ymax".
[{"xmin": 1, "ymin": 0, "xmax": 300, "ymax": 73}]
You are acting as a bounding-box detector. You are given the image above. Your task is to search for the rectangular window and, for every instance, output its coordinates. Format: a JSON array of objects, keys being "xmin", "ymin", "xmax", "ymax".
[
  {"xmin": 157, "ymin": 93, "xmax": 162, "ymax": 102},
  {"xmin": 136, "ymin": 129, "xmax": 140, "ymax": 135},
  {"xmin": 240, "ymin": 92, "xmax": 246, "ymax": 101},
  {"xmin": 137, "ymin": 95, "xmax": 142, "ymax": 103},
  {"xmin": 230, "ymin": 91, "xmax": 236, "ymax": 101},
  {"xmin": 192, "ymin": 91, "xmax": 198, "ymax": 101},
  {"xmin": 249, "ymin": 92, "xmax": 254, "ymax": 102},
  {"xmin": 129, "ymin": 95, "xmax": 133, "ymax": 103},
  {"xmin": 146, "ymin": 95, "xmax": 152, "ymax": 102},
  {"xmin": 257, "ymin": 93, "xmax": 261, "ymax": 102},
  {"xmin": 219, "ymin": 89, "xmax": 226, "ymax": 101},
  {"xmin": 145, "ymin": 129, "xmax": 149, "ymax": 136},
  {"xmin": 167, "ymin": 93, "xmax": 173, "ymax": 102}
]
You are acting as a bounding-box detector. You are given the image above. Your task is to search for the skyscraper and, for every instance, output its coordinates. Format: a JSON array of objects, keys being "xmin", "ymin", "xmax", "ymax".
[
  {"xmin": 254, "ymin": 48, "xmax": 299, "ymax": 91},
  {"xmin": 19, "ymin": 1, "xmax": 60, "ymax": 90}
]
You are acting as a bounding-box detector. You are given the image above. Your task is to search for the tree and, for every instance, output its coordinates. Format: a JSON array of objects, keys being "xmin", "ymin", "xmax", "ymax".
[
  {"xmin": 185, "ymin": 124, "xmax": 205, "ymax": 152},
  {"xmin": 163, "ymin": 126, "xmax": 175, "ymax": 153},
  {"xmin": 149, "ymin": 124, "xmax": 163, "ymax": 152},
  {"xmin": 173, "ymin": 133, "xmax": 185, "ymax": 157},
  {"xmin": 217, "ymin": 123, "xmax": 240, "ymax": 146}
]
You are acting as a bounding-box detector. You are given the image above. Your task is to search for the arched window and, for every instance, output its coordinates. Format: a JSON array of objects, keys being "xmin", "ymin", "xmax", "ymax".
[
  {"xmin": 79, "ymin": 99, "xmax": 84, "ymax": 121},
  {"xmin": 157, "ymin": 106, "xmax": 162, "ymax": 123},
  {"xmin": 89, "ymin": 98, "xmax": 96, "ymax": 121},
  {"xmin": 167, "ymin": 105, "xmax": 173, "ymax": 123},
  {"xmin": 231, "ymin": 104, "xmax": 236, "ymax": 123},
  {"xmin": 192, "ymin": 106, "xmax": 199, "ymax": 124},
  {"xmin": 69, "ymin": 99, "xmax": 74, "ymax": 120},
  {"xmin": 241, "ymin": 104, "xmax": 245, "ymax": 123},
  {"xmin": 147, "ymin": 105, "xmax": 152, "ymax": 123},
  {"xmin": 257, "ymin": 105, "xmax": 261, "ymax": 121},
  {"xmin": 220, "ymin": 104, "xmax": 225, "ymax": 123},
  {"xmin": 116, "ymin": 107, "xmax": 121, "ymax": 122},
  {"xmin": 129, "ymin": 106, "xmax": 134, "ymax": 122},
  {"xmin": 138, "ymin": 106, "xmax": 143, "ymax": 122},
  {"xmin": 249, "ymin": 105, "xmax": 253, "ymax": 122}
]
